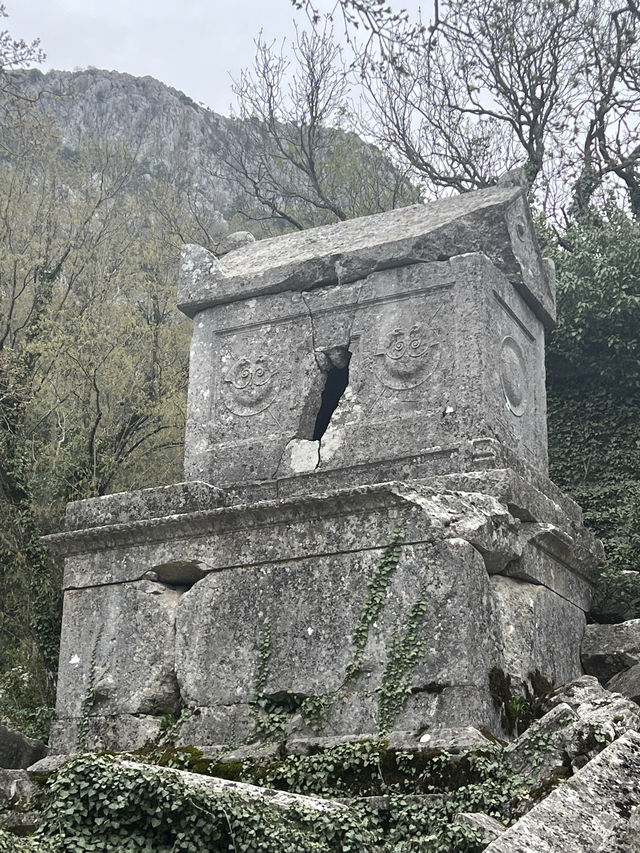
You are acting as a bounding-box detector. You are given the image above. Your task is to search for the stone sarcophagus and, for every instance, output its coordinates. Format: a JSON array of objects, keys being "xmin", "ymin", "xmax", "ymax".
[
  {"xmin": 180, "ymin": 187, "xmax": 554, "ymax": 491},
  {"xmin": 44, "ymin": 186, "xmax": 602, "ymax": 754}
]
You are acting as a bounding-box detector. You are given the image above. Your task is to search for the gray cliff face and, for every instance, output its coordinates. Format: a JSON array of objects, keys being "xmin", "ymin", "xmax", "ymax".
[
  {"xmin": 10, "ymin": 67, "xmax": 245, "ymax": 219},
  {"xmin": 8, "ymin": 67, "xmax": 405, "ymax": 230},
  {"xmin": 15, "ymin": 68, "xmax": 221, "ymax": 147}
]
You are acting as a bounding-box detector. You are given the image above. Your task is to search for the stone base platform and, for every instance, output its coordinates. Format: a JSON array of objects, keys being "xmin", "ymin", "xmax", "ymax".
[{"xmin": 44, "ymin": 469, "xmax": 602, "ymax": 754}]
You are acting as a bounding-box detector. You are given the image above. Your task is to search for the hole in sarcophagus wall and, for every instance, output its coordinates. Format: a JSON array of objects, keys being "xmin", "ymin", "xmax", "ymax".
[{"xmin": 312, "ymin": 349, "xmax": 351, "ymax": 441}]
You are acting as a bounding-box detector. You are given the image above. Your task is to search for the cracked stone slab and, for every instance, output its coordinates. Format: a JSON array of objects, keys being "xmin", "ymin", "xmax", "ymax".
[
  {"xmin": 47, "ymin": 479, "xmax": 592, "ymax": 607},
  {"xmin": 544, "ymin": 676, "xmax": 640, "ymax": 738},
  {"xmin": 484, "ymin": 731, "xmax": 640, "ymax": 853},
  {"xmin": 178, "ymin": 185, "xmax": 555, "ymax": 326},
  {"xmin": 490, "ymin": 576, "xmax": 586, "ymax": 690},
  {"xmin": 26, "ymin": 755, "xmax": 73, "ymax": 778},
  {"xmin": 47, "ymin": 480, "xmax": 599, "ymax": 749},
  {"xmin": 533, "ymin": 676, "xmax": 640, "ymax": 774},
  {"xmin": 183, "ymin": 251, "xmax": 551, "ymax": 487},
  {"xmin": 120, "ymin": 761, "xmax": 348, "ymax": 814}
]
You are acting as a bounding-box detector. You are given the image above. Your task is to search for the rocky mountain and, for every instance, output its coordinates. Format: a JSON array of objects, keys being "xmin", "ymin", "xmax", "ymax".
[
  {"xmin": 10, "ymin": 67, "xmax": 250, "ymax": 222},
  {"xmin": 8, "ymin": 67, "xmax": 414, "ymax": 234}
]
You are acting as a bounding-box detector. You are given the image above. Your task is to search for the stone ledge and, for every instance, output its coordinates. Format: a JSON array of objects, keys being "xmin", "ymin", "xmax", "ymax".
[
  {"xmin": 43, "ymin": 479, "xmax": 599, "ymax": 611},
  {"xmin": 120, "ymin": 761, "xmax": 348, "ymax": 814},
  {"xmin": 65, "ymin": 481, "xmax": 224, "ymax": 531}
]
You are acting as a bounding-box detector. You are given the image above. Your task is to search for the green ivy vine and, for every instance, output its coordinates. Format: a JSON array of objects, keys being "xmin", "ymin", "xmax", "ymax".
[
  {"xmin": 345, "ymin": 525, "xmax": 406, "ymax": 683},
  {"xmin": 20, "ymin": 739, "xmax": 533, "ymax": 853}
]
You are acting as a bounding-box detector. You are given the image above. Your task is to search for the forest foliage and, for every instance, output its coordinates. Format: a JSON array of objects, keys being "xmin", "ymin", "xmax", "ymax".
[
  {"xmin": 0, "ymin": 88, "xmax": 224, "ymax": 736},
  {"xmin": 1, "ymin": 1, "xmax": 640, "ymax": 741}
]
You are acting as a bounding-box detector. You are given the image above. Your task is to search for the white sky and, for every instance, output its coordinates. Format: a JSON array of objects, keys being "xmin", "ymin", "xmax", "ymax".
[{"xmin": 8, "ymin": 0, "xmax": 429, "ymax": 115}]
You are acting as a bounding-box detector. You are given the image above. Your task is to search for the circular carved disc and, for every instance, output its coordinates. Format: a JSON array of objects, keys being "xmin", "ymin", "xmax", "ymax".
[{"xmin": 500, "ymin": 336, "xmax": 527, "ymax": 417}]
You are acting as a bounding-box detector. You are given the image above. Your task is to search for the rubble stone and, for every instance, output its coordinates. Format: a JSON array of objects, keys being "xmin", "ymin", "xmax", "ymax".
[
  {"xmin": 606, "ymin": 662, "xmax": 640, "ymax": 705},
  {"xmin": 455, "ymin": 812, "xmax": 506, "ymax": 843},
  {"xmin": 484, "ymin": 731, "xmax": 640, "ymax": 852},
  {"xmin": 505, "ymin": 703, "xmax": 578, "ymax": 783},
  {"xmin": 0, "ymin": 724, "xmax": 46, "ymax": 770},
  {"xmin": 581, "ymin": 619, "xmax": 640, "ymax": 682},
  {"xmin": 0, "ymin": 769, "xmax": 35, "ymax": 802}
]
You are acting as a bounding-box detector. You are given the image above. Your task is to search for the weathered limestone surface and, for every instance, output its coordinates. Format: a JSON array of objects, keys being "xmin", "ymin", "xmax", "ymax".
[
  {"xmin": 454, "ymin": 812, "xmax": 506, "ymax": 844},
  {"xmin": 484, "ymin": 731, "xmax": 640, "ymax": 853},
  {"xmin": 582, "ymin": 619, "xmax": 640, "ymax": 682},
  {"xmin": 120, "ymin": 761, "xmax": 348, "ymax": 815},
  {"xmin": 490, "ymin": 577, "xmax": 586, "ymax": 689},
  {"xmin": 177, "ymin": 185, "xmax": 554, "ymax": 324},
  {"xmin": 65, "ymin": 481, "xmax": 224, "ymax": 531},
  {"xmin": 544, "ymin": 676, "xmax": 640, "ymax": 741},
  {"xmin": 606, "ymin": 663, "xmax": 640, "ymax": 704},
  {"xmin": 175, "ymin": 536, "xmax": 504, "ymax": 744},
  {"xmin": 182, "ymin": 252, "xmax": 551, "ymax": 487},
  {"xmin": 43, "ymin": 187, "xmax": 603, "ymax": 760},
  {"xmin": 0, "ymin": 769, "xmax": 36, "ymax": 802},
  {"xmin": 49, "ymin": 713, "xmax": 162, "ymax": 754},
  {"xmin": 47, "ymin": 478, "xmax": 599, "ymax": 601},
  {"xmin": 504, "ymin": 676, "xmax": 640, "ymax": 788},
  {"xmin": 386, "ymin": 726, "xmax": 494, "ymax": 754},
  {"xmin": 55, "ymin": 580, "xmax": 180, "ymax": 721},
  {"xmin": 0, "ymin": 725, "xmax": 46, "ymax": 770},
  {"xmin": 505, "ymin": 702, "xmax": 579, "ymax": 783},
  {"xmin": 46, "ymin": 476, "xmax": 601, "ymax": 752}
]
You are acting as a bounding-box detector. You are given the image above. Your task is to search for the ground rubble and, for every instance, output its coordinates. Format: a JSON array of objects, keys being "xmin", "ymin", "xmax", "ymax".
[
  {"xmin": 0, "ymin": 673, "xmax": 638, "ymax": 850},
  {"xmin": 582, "ymin": 618, "xmax": 640, "ymax": 703}
]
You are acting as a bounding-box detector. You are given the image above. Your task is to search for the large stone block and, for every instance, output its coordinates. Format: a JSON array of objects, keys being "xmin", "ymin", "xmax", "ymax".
[
  {"xmin": 582, "ymin": 619, "xmax": 640, "ymax": 682},
  {"xmin": 174, "ymin": 536, "xmax": 504, "ymax": 744},
  {"xmin": 606, "ymin": 663, "xmax": 640, "ymax": 704},
  {"xmin": 44, "ymin": 474, "xmax": 599, "ymax": 751},
  {"xmin": 183, "ymin": 252, "xmax": 550, "ymax": 488},
  {"xmin": 490, "ymin": 575, "xmax": 586, "ymax": 690},
  {"xmin": 177, "ymin": 185, "xmax": 554, "ymax": 324},
  {"xmin": 52, "ymin": 579, "xmax": 180, "ymax": 751},
  {"xmin": 0, "ymin": 725, "xmax": 46, "ymax": 770}
]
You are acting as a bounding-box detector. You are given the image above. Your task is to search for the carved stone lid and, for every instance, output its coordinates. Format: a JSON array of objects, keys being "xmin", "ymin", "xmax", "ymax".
[{"xmin": 177, "ymin": 185, "xmax": 555, "ymax": 326}]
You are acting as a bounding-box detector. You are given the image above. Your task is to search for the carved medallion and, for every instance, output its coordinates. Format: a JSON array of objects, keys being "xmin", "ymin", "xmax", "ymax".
[
  {"xmin": 500, "ymin": 336, "xmax": 527, "ymax": 417},
  {"xmin": 374, "ymin": 324, "xmax": 440, "ymax": 390},
  {"xmin": 221, "ymin": 355, "xmax": 279, "ymax": 417}
]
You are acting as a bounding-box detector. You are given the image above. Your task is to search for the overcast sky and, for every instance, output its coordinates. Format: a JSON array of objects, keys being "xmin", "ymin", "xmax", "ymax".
[{"xmin": 9, "ymin": 1, "xmax": 428, "ymax": 116}]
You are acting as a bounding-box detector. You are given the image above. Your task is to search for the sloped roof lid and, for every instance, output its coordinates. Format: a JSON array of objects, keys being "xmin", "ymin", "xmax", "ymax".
[{"xmin": 178, "ymin": 185, "xmax": 554, "ymax": 326}]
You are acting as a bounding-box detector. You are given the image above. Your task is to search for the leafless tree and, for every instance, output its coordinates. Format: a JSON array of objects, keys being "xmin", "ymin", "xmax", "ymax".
[
  {"xmin": 0, "ymin": 3, "xmax": 44, "ymax": 100},
  {"xmin": 288, "ymin": 0, "xmax": 640, "ymax": 221},
  {"xmin": 220, "ymin": 24, "xmax": 419, "ymax": 231}
]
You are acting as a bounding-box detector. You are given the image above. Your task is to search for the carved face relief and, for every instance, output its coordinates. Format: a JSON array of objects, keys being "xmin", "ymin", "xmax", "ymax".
[
  {"xmin": 221, "ymin": 355, "xmax": 279, "ymax": 416},
  {"xmin": 500, "ymin": 336, "xmax": 528, "ymax": 417},
  {"xmin": 374, "ymin": 324, "xmax": 440, "ymax": 390}
]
